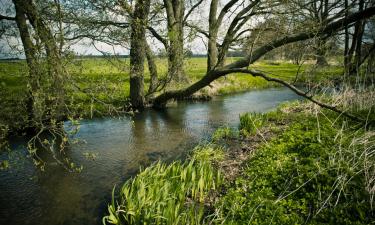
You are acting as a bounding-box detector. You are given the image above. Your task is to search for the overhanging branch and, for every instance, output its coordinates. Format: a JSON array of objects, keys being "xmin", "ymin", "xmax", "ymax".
[{"xmin": 227, "ymin": 68, "xmax": 365, "ymax": 123}]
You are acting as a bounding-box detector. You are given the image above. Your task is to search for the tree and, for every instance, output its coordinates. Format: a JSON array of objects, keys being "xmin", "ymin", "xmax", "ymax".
[
  {"xmin": 130, "ymin": 0, "xmax": 151, "ymax": 109},
  {"xmin": 152, "ymin": 2, "xmax": 375, "ymax": 121},
  {"xmin": 1, "ymin": 0, "xmax": 66, "ymax": 131},
  {"xmin": 344, "ymin": 0, "xmax": 375, "ymax": 75}
]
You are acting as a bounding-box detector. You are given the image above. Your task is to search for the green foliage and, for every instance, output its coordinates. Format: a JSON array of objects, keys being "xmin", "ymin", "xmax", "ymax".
[
  {"xmin": 103, "ymin": 146, "xmax": 224, "ymax": 225},
  {"xmin": 191, "ymin": 144, "xmax": 225, "ymax": 162},
  {"xmin": 216, "ymin": 111, "xmax": 375, "ymax": 224},
  {"xmin": 212, "ymin": 126, "xmax": 236, "ymax": 141},
  {"xmin": 0, "ymin": 160, "xmax": 9, "ymax": 170},
  {"xmin": 239, "ymin": 113, "xmax": 267, "ymax": 136}
]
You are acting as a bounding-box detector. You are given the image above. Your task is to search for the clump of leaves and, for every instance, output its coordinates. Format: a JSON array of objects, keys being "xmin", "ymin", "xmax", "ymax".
[{"xmin": 103, "ymin": 146, "xmax": 224, "ymax": 225}]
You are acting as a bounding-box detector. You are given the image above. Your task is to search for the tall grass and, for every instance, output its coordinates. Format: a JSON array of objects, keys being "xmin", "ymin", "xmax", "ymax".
[
  {"xmin": 103, "ymin": 146, "xmax": 224, "ymax": 225},
  {"xmin": 239, "ymin": 113, "xmax": 267, "ymax": 136}
]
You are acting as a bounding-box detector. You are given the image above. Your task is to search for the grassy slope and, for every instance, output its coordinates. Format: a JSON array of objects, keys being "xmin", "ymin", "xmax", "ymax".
[{"xmin": 215, "ymin": 105, "xmax": 374, "ymax": 224}]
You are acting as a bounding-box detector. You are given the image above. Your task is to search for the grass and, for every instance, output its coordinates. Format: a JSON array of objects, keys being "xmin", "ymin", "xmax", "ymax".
[
  {"xmin": 214, "ymin": 98, "xmax": 375, "ymax": 224},
  {"xmin": 102, "ymin": 98, "xmax": 375, "ymax": 224}
]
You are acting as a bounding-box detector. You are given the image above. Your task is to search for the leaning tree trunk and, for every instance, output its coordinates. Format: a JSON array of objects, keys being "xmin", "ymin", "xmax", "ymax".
[
  {"xmin": 129, "ymin": 0, "xmax": 151, "ymax": 109},
  {"xmin": 152, "ymin": 7, "xmax": 375, "ymax": 107}
]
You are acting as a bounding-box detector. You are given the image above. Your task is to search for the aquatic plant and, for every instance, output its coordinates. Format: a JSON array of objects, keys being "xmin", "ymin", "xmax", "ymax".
[{"xmin": 103, "ymin": 147, "xmax": 224, "ymax": 225}]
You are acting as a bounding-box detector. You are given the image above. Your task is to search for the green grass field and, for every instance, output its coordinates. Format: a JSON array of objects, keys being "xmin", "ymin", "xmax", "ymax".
[{"xmin": 0, "ymin": 57, "xmax": 343, "ymax": 129}]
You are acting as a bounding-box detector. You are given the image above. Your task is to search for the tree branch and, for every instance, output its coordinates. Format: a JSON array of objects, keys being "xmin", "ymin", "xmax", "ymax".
[
  {"xmin": 225, "ymin": 5, "xmax": 375, "ymax": 69},
  {"xmin": 147, "ymin": 26, "xmax": 168, "ymax": 49},
  {"xmin": 183, "ymin": 0, "xmax": 204, "ymax": 23},
  {"xmin": 227, "ymin": 68, "xmax": 364, "ymax": 122},
  {"xmin": 0, "ymin": 14, "xmax": 16, "ymax": 21}
]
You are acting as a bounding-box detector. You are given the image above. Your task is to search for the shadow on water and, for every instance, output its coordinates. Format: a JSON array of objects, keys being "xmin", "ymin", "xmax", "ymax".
[{"xmin": 0, "ymin": 88, "xmax": 301, "ymax": 225}]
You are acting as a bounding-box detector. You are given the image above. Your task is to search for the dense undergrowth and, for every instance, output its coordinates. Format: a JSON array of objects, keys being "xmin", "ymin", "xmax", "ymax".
[{"xmin": 104, "ymin": 90, "xmax": 375, "ymax": 224}]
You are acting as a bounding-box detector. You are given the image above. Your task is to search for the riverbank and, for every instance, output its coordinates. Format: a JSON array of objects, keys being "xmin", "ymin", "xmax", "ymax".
[{"xmin": 104, "ymin": 89, "xmax": 375, "ymax": 224}]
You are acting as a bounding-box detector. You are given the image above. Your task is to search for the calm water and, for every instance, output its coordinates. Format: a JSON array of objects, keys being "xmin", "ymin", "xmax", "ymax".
[{"xmin": 0, "ymin": 88, "xmax": 300, "ymax": 225}]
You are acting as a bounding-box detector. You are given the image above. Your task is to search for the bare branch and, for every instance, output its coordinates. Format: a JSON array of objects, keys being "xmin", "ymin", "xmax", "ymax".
[
  {"xmin": 147, "ymin": 26, "xmax": 168, "ymax": 48},
  {"xmin": 226, "ymin": 68, "xmax": 364, "ymax": 122},
  {"xmin": 183, "ymin": 0, "xmax": 204, "ymax": 23},
  {"xmin": 0, "ymin": 14, "xmax": 15, "ymax": 21}
]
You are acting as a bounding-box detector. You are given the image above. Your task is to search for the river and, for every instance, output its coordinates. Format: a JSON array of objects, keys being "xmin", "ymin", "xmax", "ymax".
[{"xmin": 0, "ymin": 88, "xmax": 300, "ymax": 225}]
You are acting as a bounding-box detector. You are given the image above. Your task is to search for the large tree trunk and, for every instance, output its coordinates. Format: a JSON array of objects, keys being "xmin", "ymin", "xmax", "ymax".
[
  {"xmin": 164, "ymin": 0, "xmax": 186, "ymax": 82},
  {"xmin": 315, "ymin": 0, "xmax": 329, "ymax": 66},
  {"xmin": 207, "ymin": 0, "xmax": 219, "ymax": 71},
  {"xmin": 345, "ymin": 0, "xmax": 366, "ymax": 75},
  {"xmin": 13, "ymin": 0, "xmax": 38, "ymax": 127},
  {"xmin": 129, "ymin": 0, "xmax": 151, "ymax": 109}
]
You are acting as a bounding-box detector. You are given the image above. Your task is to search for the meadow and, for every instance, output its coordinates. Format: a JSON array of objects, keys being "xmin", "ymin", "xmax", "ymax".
[{"xmin": 0, "ymin": 57, "xmax": 343, "ymax": 130}]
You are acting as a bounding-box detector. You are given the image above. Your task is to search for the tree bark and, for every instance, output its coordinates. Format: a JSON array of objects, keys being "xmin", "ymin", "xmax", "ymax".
[
  {"xmin": 146, "ymin": 42, "xmax": 159, "ymax": 95},
  {"xmin": 207, "ymin": 0, "xmax": 219, "ymax": 71},
  {"xmin": 315, "ymin": 0, "xmax": 329, "ymax": 66},
  {"xmin": 23, "ymin": 0, "xmax": 66, "ymax": 121},
  {"xmin": 164, "ymin": 0, "xmax": 186, "ymax": 82},
  {"xmin": 129, "ymin": 0, "xmax": 151, "ymax": 109}
]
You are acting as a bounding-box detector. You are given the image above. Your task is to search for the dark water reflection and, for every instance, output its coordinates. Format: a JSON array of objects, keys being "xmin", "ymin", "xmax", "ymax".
[{"xmin": 0, "ymin": 88, "xmax": 301, "ymax": 225}]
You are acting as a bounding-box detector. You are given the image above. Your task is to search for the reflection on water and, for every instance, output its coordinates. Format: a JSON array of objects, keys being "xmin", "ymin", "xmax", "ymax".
[{"xmin": 0, "ymin": 88, "xmax": 300, "ymax": 225}]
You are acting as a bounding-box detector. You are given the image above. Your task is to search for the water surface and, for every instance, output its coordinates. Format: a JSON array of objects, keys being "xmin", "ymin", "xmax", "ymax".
[{"xmin": 0, "ymin": 88, "xmax": 300, "ymax": 225}]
